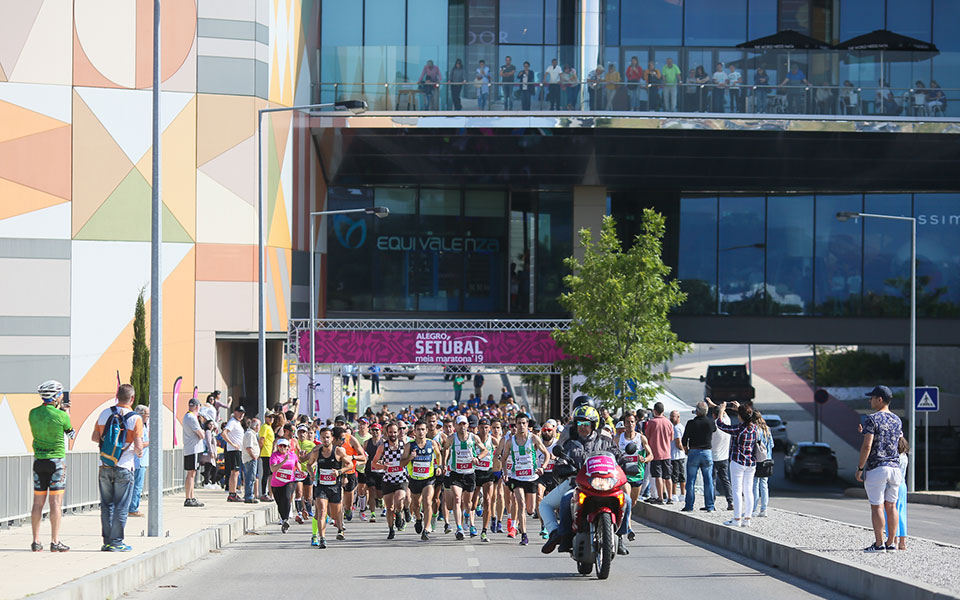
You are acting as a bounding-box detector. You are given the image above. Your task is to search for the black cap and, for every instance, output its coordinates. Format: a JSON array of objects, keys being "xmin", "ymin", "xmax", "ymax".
[
  {"xmin": 865, "ymin": 385, "xmax": 893, "ymax": 402},
  {"xmin": 234, "ymin": 405, "xmax": 246, "ymax": 413},
  {"xmin": 468, "ymin": 414, "xmax": 479, "ymax": 427}
]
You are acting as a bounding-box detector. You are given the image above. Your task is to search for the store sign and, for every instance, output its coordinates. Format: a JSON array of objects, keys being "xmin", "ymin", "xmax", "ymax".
[
  {"xmin": 298, "ymin": 330, "xmax": 566, "ymax": 365},
  {"xmin": 376, "ymin": 235, "xmax": 500, "ymax": 252}
]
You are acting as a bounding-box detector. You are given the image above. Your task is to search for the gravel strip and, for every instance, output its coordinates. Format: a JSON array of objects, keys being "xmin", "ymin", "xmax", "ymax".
[{"xmin": 649, "ymin": 497, "xmax": 960, "ymax": 595}]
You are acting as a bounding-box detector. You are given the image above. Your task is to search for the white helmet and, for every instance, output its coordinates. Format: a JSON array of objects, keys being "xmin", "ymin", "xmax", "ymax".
[{"xmin": 38, "ymin": 380, "xmax": 64, "ymax": 401}]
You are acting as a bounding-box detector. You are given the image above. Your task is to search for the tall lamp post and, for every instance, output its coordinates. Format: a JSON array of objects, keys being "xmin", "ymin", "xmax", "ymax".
[
  {"xmin": 256, "ymin": 100, "xmax": 367, "ymax": 421},
  {"xmin": 307, "ymin": 207, "xmax": 389, "ymax": 415},
  {"xmin": 837, "ymin": 210, "xmax": 917, "ymax": 492}
]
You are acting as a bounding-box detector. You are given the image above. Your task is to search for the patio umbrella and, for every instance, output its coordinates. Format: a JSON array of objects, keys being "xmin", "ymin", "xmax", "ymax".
[
  {"xmin": 736, "ymin": 29, "xmax": 831, "ymax": 71},
  {"xmin": 834, "ymin": 29, "xmax": 939, "ymax": 86}
]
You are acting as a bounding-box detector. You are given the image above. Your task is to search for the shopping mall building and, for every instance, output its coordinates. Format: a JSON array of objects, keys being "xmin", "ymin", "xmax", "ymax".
[{"xmin": 1, "ymin": 0, "xmax": 959, "ymax": 452}]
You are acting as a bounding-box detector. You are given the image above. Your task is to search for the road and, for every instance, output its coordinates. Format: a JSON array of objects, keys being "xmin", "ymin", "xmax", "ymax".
[{"xmin": 126, "ymin": 512, "xmax": 846, "ymax": 600}]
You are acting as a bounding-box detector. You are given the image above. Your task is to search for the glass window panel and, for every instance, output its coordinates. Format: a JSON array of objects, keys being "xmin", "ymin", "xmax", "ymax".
[
  {"xmin": 839, "ymin": 0, "xmax": 884, "ymax": 41},
  {"xmin": 545, "ymin": 0, "xmax": 559, "ymax": 45},
  {"xmin": 536, "ymin": 192, "xmax": 573, "ymax": 314},
  {"xmin": 748, "ymin": 0, "xmax": 778, "ymax": 40},
  {"xmin": 685, "ymin": 0, "xmax": 747, "ymax": 47},
  {"xmin": 325, "ymin": 187, "xmax": 374, "ymax": 311},
  {"xmin": 465, "ymin": 190, "xmax": 505, "ymax": 217},
  {"xmin": 914, "ymin": 194, "xmax": 960, "ymax": 317},
  {"xmin": 408, "ymin": 0, "xmax": 449, "ymax": 88},
  {"xmin": 371, "ymin": 189, "xmax": 418, "ymax": 311},
  {"xmin": 766, "ymin": 196, "xmax": 814, "ymax": 315},
  {"xmin": 677, "ymin": 197, "xmax": 718, "ymax": 314},
  {"xmin": 779, "ymin": 0, "xmax": 810, "ymax": 35},
  {"xmin": 718, "ymin": 197, "xmax": 765, "ymax": 315},
  {"xmin": 814, "ymin": 194, "xmax": 863, "ymax": 316},
  {"xmin": 604, "ymin": 0, "xmax": 620, "ymax": 46},
  {"xmin": 621, "ymin": 0, "xmax": 682, "ymax": 46},
  {"xmin": 862, "ymin": 194, "xmax": 911, "ymax": 317},
  {"xmin": 320, "ymin": 1, "xmax": 362, "ymax": 103},
  {"xmin": 463, "ymin": 191, "xmax": 507, "ymax": 312},
  {"xmin": 420, "ymin": 188, "xmax": 461, "ymax": 215},
  {"xmin": 375, "ymin": 187, "xmax": 416, "ymax": 215},
  {"xmin": 322, "ymin": 0, "xmax": 362, "ymax": 46},
  {"xmin": 934, "ymin": 0, "xmax": 960, "ymax": 52},
  {"xmin": 500, "ymin": 0, "xmax": 544, "ymax": 45},
  {"xmin": 887, "ymin": 0, "xmax": 931, "ymax": 42},
  {"xmin": 365, "ymin": 0, "xmax": 405, "ymax": 45}
]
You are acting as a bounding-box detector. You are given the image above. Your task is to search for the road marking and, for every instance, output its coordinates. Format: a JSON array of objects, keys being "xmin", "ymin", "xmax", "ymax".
[
  {"xmin": 467, "ymin": 557, "xmax": 479, "ymax": 567},
  {"xmin": 464, "ymin": 545, "xmax": 475, "ymax": 552},
  {"xmin": 472, "ymin": 580, "xmax": 486, "ymax": 589}
]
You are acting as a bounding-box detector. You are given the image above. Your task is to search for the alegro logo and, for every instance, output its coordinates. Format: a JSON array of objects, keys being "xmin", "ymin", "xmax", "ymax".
[{"xmin": 333, "ymin": 215, "xmax": 367, "ymax": 249}]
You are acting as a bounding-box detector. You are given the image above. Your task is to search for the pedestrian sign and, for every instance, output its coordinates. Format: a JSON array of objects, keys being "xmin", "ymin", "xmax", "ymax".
[{"xmin": 915, "ymin": 386, "xmax": 939, "ymax": 412}]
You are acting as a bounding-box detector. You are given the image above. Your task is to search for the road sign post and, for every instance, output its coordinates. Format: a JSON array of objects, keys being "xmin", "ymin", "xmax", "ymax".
[{"xmin": 915, "ymin": 386, "xmax": 939, "ymax": 491}]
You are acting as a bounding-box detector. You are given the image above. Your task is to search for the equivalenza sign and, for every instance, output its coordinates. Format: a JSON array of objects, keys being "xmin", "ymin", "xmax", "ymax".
[{"xmin": 298, "ymin": 330, "xmax": 566, "ymax": 365}]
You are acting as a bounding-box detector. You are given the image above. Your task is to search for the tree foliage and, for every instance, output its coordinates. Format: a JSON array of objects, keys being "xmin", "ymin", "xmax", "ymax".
[
  {"xmin": 553, "ymin": 212, "xmax": 688, "ymax": 412},
  {"xmin": 131, "ymin": 287, "xmax": 149, "ymax": 407}
]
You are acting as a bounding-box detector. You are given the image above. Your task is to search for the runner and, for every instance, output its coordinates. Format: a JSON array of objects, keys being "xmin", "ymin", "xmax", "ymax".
[
  {"xmin": 536, "ymin": 419, "xmax": 559, "ymax": 539},
  {"xmin": 424, "ymin": 411, "xmax": 446, "ymax": 532},
  {"xmin": 472, "ymin": 417, "xmax": 498, "ymax": 542},
  {"xmin": 441, "ymin": 415, "xmax": 488, "ymax": 540},
  {"xmin": 337, "ymin": 418, "xmax": 367, "ymax": 523},
  {"xmin": 400, "ymin": 420, "xmax": 441, "ymax": 541},
  {"xmin": 306, "ymin": 427, "xmax": 352, "ymax": 548},
  {"xmin": 496, "ymin": 413, "xmax": 552, "ymax": 545},
  {"xmin": 362, "ymin": 423, "xmax": 385, "ymax": 523},
  {"xmin": 397, "ymin": 420, "xmax": 414, "ymax": 524},
  {"xmin": 28, "ymin": 380, "xmax": 73, "ymax": 552},
  {"xmin": 294, "ymin": 425, "xmax": 315, "ymax": 524},
  {"xmin": 440, "ymin": 417, "xmax": 456, "ymax": 533},
  {"xmin": 370, "ymin": 422, "xmax": 408, "ymax": 539},
  {"xmin": 489, "ymin": 417, "xmax": 506, "ymax": 534},
  {"xmin": 354, "ymin": 418, "xmax": 373, "ymax": 520},
  {"xmin": 619, "ymin": 410, "xmax": 653, "ymax": 541},
  {"xmin": 268, "ymin": 438, "xmax": 298, "ymax": 533}
]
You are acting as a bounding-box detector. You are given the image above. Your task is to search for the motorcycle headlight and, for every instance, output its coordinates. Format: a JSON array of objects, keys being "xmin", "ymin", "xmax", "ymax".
[{"xmin": 590, "ymin": 476, "xmax": 615, "ymax": 491}]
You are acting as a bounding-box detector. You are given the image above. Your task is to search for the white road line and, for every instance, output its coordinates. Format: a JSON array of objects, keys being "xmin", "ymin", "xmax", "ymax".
[
  {"xmin": 467, "ymin": 557, "xmax": 480, "ymax": 567},
  {"xmin": 472, "ymin": 580, "xmax": 486, "ymax": 589},
  {"xmin": 464, "ymin": 545, "xmax": 475, "ymax": 552}
]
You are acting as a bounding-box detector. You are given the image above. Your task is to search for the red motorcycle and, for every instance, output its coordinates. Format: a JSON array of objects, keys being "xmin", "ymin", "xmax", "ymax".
[{"xmin": 568, "ymin": 451, "xmax": 630, "ymax": 579}]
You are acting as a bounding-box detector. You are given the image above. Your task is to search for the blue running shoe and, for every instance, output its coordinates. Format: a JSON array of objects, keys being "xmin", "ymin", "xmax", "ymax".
[
  {"xmin": 469, "ymin": 525, "xmax": 478, "ymax": 537},
  {"xmin": 475, "ymin": 506, "xmax": 483, "ymax": 517}
]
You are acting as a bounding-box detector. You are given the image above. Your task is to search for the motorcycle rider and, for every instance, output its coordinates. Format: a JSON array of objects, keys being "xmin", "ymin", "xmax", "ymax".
[{"xmin": 541, "ymin": 402, "xmax": 634, "ymax": 556}]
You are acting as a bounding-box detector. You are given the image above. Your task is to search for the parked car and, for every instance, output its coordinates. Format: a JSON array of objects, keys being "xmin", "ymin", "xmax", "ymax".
[
  {"xmin": 700, "ymin": 364, "xmax": 755, "ymax": 403},
  {"xmin": 443, "ymin": 365, "xmax": 471, "ymax": 381},
  {"xmin": 784, "ymin": 442, "xmax": 838, "ymax": 482},
  {"xmin": 763, "ymin": 413, "xmax": 789, "ymax": 449},
  {"xmin": 361, "ymin": 364, "xmax": 419, "ymax": 381}
]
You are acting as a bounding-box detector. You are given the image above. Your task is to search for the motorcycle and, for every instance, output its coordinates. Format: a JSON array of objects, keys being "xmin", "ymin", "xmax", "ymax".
[{"xmin": 554, "ymin": 443, "xmax": 638, "ymax": 579}]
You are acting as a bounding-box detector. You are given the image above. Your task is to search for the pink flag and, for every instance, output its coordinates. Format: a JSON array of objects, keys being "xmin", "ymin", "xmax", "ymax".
[{"xmin": 172, "ymin": 376, "xmax": 183, "ymax": 447}]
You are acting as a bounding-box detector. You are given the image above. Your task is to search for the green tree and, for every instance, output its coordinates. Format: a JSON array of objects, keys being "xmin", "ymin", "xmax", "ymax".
[
  {"xmin": 131, "ymin": 287, "xmax": 149, "ymax": 407},
  {"xmin": 553, "ymin": 212, "xmax": 688, "ymax": 412}
]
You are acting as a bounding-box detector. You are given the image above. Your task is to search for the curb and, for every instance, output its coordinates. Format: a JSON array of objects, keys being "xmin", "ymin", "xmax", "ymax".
[
  {"xmin": 635, "ymin": 501, "xmax": 959, "ymax": 600},
  {"xmin": 844, "ymin": 487, "xmax": 960, "ymax": 509},
  {"xmin": 32, "ymin": 503, "xmax": 278, "ymax": 600}
]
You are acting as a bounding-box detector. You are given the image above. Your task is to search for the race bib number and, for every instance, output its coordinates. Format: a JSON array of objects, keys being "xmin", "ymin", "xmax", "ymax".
[
  {"xmin": 317, "ymin": 469, "xmax": 337, "ymax": 484},
  {"xmin": 478, "ymin": 458, "xmax": 491, "ymax": 469},
  {"xmin": 275, "ymin": 468, "xmax": 294, "ymax": 483},
  {"xmin": 457, "ymin": 462, "xmax": 473, "ymax": 471},
  {"xmin": 294, "ymin": 469, "xmax": 308, "ymax": 482},
  {"xmin": 515, "ymin": 468, "xmax": 533, "ymax": 477},
  {"xmin": 386, "ymin": 464, "xmax": 402, "ymax": 473},
  {"xmin": 413, "ymin": 465, "xmax": 431, "ymax": 475},
  {"xmin": 626, "ymin": 454, "xmax": 640, "ymax": 463},
  {"xmin": 544, "ymin": 463, "xmax": 554, "ymax": 472}
]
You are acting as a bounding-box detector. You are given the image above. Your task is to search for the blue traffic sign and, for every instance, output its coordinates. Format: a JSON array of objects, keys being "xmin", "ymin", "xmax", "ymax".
[{"xmin": 915, "ymin": 386, "xmax": 939, "ymax": 412}]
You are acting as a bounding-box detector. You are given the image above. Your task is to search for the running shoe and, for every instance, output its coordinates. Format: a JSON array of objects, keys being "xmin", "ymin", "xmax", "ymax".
[
  {"xmin": 387, "ymin": 529, "xmax": 396, "ymax": 540},
  {"xmin": 318, "ymin": 538, "xmax": 327, "ymax": 549},
  {"xmin": 444, "ymin": 522, "xmax": 452, "ymax": 534},
  {"xmin": 469, "ymin": 525, "xmax": 478, "ymax": 537},
  {"xmin": 480, "ymin": 530, "xmax": 489, "ymax": 543},
  {"xmin": 311, "ymin": 534, "xmax": 320, "ymax": 547},
  {"xmin": 627, "ymin": 530, "xmax": 636, "ymax": 542},
  {"xmin": 495, "ymin": 520, "xmax": 504, "ymax": 534},
  {"xmin": 394, "ymin": 513, "xmax": 403, "ymax": 530},
  {"xmin": 415, "ymin": 519, "xmax": 424, "ymax": 534},
  {"xmin": 227, "ymin": 494, "xmax": 242, "ymax": 503},
  {"xmin": 344, "ymin": 509, "xmax": 353, "ymax": 522},
  {"xmin": 109, "ymin": 543, "xmax": 133, "ymax": 552},
  {"xmin": 101, "ymin": 544, "xmax": 112, "ymax": 552},
  {"xmin": 398, "ymin": 520, "xmax": 406, "ymax": 532},
  {"xmin": 281, "ymin": 520, "xmax": 290, "ymax": 533},
  {"xmin": 475, "ymin": 505, "xmax": 483, "ymax": 517},
  {"xmin": 370, "ymin": 514, "xmax": 377, "ymax": 523},
  {"xmin": 540, "ymin": 527, "xmax": 548, "ymax": 539},
  {"xmin": 520, "ymin": 533, "xmax": 529, "ymax": 546},
  {"xmin": 722, "ymin": 519, "xmax": 740, "ymax": 527},
  {"xmin": 456, "ymin": 527, "xmax": 465, "ymax": 541},
  {"xmin": 360, "ymin": 510, "xmax": 368, "ymax": 522},
  {"xmin": 31, "ymin": 542, "xmax": 43, "ymax": 552},
  {"xmin": 421, "ymin": 530, "xmax": 430, "ymax": 542},
  {"xmin": 381, "ymin": 509, "xmax": 387, "ymax": 517},
  {"xmin": 336, "ymin": 530, "xmax": 345, "ymax": 541},
  {"xmin": 864, "ymin": 543, "xmax": 886, "ymax": 553},
  {"xmin": 295, "ymin": 514, "xmax": 304, "ymax": 525},
  {"xmin": 404, "ymin": 508, "xmax": 412, "ymax": 523},
  {"xmin": 507, "ymin": 525, "xmax": 517, "ymax": 539}
]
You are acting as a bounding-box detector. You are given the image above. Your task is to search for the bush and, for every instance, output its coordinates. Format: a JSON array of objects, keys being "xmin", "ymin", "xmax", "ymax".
[{"xmin": 798, "ymin": 347, "xmax": 906, "ymax": 387}]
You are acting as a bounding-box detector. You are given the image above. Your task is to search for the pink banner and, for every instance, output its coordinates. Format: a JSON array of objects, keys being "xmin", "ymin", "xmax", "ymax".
[{"xmin": 298, "ymin": 330, "xmax": 565, "ymax": 365}]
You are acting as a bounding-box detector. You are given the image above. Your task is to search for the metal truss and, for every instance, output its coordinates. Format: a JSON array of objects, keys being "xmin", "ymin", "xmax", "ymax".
[{"xmin": 289, "ymin": 318, "xmax": 571, "ymax": 333}]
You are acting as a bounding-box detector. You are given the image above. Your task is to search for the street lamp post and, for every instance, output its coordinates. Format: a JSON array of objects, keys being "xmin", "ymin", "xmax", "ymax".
[
  {"xmin": 837, "ymin": 210, "xmax": 917, "ymax": 492},
  {"xmin": 256, "ymin": 100, "xmax": 367, "ymax": 421},
  {"xmin": 307, "ymin": 207, "xmax": 389, "ymax": 415}
]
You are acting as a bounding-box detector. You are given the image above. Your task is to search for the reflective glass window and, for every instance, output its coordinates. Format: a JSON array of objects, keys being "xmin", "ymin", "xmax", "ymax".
[
  {"xmin": 685, "ymin": 0, "xmax": 747, "ymax": 47},
  {"xmin": 604, "ymin": 0, "xmax": 620, "ymax": 46},
  {"xmin": 463, "ymin": 191, "xmax": 507, "ymax": 312},
  {"xmin": 862, "ymin": 194, "xmax": 912, "ymax": 317},
  {"xmin": 320, "ymin": 1, "xmax": 362, "ymax": 103},
  {"xmin": 621, "ymin": 0, "xmax": 683, "ymax": 46},
  {"xmin": 839, "ymin": 0, "xmax": 884, "ymax": 41},
  {"xmin": 500, "ymin": 0, "xmax": 544, "ymax": 45},
  {"xmin": 887, "ymin": 0, "xmax": 931, "ymax": 42},
  {"xmin": 536, "ymin": 192, "xmax": 573, "ymax": 314},
  {"xmin": 326, "ymin": 187, "xmax": 374, "ymax": 311},
  {"xmin": 363, "ymin": 0, "xmax": 405, "ymax": 108},
  {"xmin": 748, "ymin": 0, "xmax": 778, "ymax": 40},
  {"xmin": 372, "ymin": 188, "xmax": 418, "ymax": 311},
  {"xmin": 814, "ymin": 194, "xmax": 863, "ymax": 315},
  {"xmin": 408, "ymin": 0, "xmax": 450, "ymax": 86},
  {"xmin": 415, "ymin": 189, "xmax": 462, "ymax": 311},
  {"xmin": 766, "ymin": 196, "xmax": 814, "ymax": 315},
  {"xmin": 545, "ymin": 0, "xmax": 559, "ymax": 45},
  {"xmin": 934, "ymin": 0, "xmax": 960, "ymax": 51},
  {"xmin": 718, "ymin": 197, "xmax": 765, "ymax": 315},
  {"xmin": 677, "ymin": 197, "xmax": 718, "ymax": 314},
  {"xmin": 914, "ymin": 193, "xmax": 960, "ymax": 317},
  {"xmin": 420, "ymin": 188, "xmax": 461, "ymax": 215}
]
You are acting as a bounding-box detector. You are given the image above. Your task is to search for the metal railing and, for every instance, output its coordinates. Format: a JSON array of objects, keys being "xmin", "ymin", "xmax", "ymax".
[{"xmin": 0, "ymin": 449, "xmax": 184, "ymax": 526}]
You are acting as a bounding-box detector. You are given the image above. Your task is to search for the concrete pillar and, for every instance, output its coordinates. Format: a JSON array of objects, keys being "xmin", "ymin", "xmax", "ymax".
[
  {"xmin": 580, "ymin": 0, "xmax": 602, "ymax": 74},
  {"xmin": 572, "ymin": 185, "xmax": 607, "ymax": 261}
]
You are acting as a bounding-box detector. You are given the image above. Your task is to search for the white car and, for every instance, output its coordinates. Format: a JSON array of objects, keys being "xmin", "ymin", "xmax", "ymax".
[{"xmin": 763, "ymin": 413, "xmax": 789, "ymax": 449}]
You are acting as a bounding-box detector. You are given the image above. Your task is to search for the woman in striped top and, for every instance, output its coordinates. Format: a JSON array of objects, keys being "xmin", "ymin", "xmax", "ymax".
[{"xmin": 716, "ymin": 401, "xmax": 759, "ymax": 528}]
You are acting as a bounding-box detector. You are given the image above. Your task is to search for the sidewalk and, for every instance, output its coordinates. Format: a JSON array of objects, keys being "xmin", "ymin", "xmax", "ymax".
[{"xmin": 0, "ymin": 488, "xmax": 276, "ymax": 600}]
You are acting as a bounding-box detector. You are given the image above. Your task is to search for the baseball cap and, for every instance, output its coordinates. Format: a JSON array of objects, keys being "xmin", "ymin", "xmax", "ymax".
[
  {"xmin": 188, "ymin": 398, "xmax": 200, "ymax": 407},
  {"xmin": 297, "ymin": 425, "xmax": 308, "ymax": 432},
  {"xmin": 233, "ymin": 405, "xmax": 246, "ymax": 413},
  {"xmin": 468, "ymin": 415, "xmax": 479, "ymax": 427},
  {"xmin": 334, "ymin": 416, "xmax": 346, "ymax": 424},
  {"xmin": 616, "ymin": 421, "xmax": 624, "ymax": 429},
  {"xmin": 478, "ymin": 417, "xmax": 490, "ymax": 426},
  {"xmin": 370, "ymin": 423, "xmax": 382, "ymax": 430},
  {"xmin": 455, "ymin": 415, "xmax": 468, "ymax": 425},
  {"xmin": 276, "ymin": 438, "xmax": 290, "ymax": 447},
  {"xmin": 866, "ymin": 385, "xmax": 893, "ymax": 402}
]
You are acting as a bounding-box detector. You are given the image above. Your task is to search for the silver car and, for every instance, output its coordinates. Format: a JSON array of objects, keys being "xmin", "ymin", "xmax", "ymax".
[{"xmin": 763, "ymin": 413, "xmax": 789, "ymax": 449}]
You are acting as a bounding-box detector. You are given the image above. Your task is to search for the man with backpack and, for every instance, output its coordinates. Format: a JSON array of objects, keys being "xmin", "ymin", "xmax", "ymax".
[{"xmin": 91, "ymin": 384, "xmax": 143, "ymax": 552}]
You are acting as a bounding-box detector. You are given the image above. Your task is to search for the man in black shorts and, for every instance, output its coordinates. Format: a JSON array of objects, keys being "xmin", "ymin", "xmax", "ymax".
[
  {"xmin": 29, "ymin": 380, "xmax": 73, "ymax": 552},
  {"xmin": 442, "ymin": 416, "xmax": 488, "ymax": 540}
]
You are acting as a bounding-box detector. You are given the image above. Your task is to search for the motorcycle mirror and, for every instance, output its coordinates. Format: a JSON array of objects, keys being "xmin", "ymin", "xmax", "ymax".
[
  {"xmin": 624, "ymin": 442, "xmax": 638, "ymax": 455},
  {"xmin": 552, "ymin": 445, "xmax": 564, "ymax": 458}
]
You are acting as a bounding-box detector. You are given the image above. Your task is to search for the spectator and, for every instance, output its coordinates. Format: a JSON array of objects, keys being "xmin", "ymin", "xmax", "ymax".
[
  {"xmin": 500, "ymin": 55, "xmax": 516, "ymax": 110},
  {"xmin": 646, "ymin": 61, "xmax": 662, "ymax": 112},
  {"xmin": 926, "ymin": 79, "xmax": 946, "ymax": 114},
  {"xmin": 681, "ymin": 401, "xmax": 716, "ymax": 512},
  {"xmin": 182, "ymin": 398, "xmax": 205, "ymax": 507},
  {"xmin": 417, "ymin": 59, "xmax": 441, "ymax": 110},
  {"xmin": 28, "ymin": 380, "xmax": 73, "ymax": 552},
  {"xmin": 754, "ymin": 67, "xmax": 770, "ymax": 113},
  {"xmin": 128, "ymin": 405, "xmax": 149, "ymax": 517},
  {"xmin": 453, "ymin": 373, "xmax": 465, "ymax": 404},
  {"xmin": 600, "ymin": 406, "xmax": 615, "ymax": 429},
  {"xmin": 815, "ymin": 79, "xmax": 833, "ymax": 114},
  {"xmin": 517, "ymin": 61, "xmax": 535, "ymax": 110},
  {"xmin": 561, "ymin": 64, "xmax": 579, "ymax": 109},
  {"xmin": 241, "ymin": 417, "xmax": 261, "ymax": 504},
  {"xmin": 780, "ymin": 64, "xmax": 810, "ymax": 112},
  {"xmin": 587, "ymin": 64, "xmax": 605, "ymax": 110},
  {"xmin": 694, "ymin": 65, "xmax": 711, "ymax": 111},
  {"xmin": 259, "ymin": 412, "xmax": 275, "ymax": 501},
  {"xmin": 727, "ymin": 64, "xmax": 743, "ymax": 112},
  {"xmin": 625, "ymin": 56, "xmax": 644, "ymax": 111},
  {"xmin": 200, "ymin": 419, "xmax": 218, "ymax": 488},
  {"xmin": 669, "ymin": 410, "xmax": 686, "ymax": 503},
  {"xmin": 715, "ymin": 401, "xmax": 759, "ymax": 527},
  {"xmin": 500, "ymin": 386, "xmax": 511, "ymax": 404},
  {"xmin": 486, "ymin": 394, "xmax": 497, "ymax": 407},
  {"xmin": 604, "ymin": 62, "xmax": 621, "ymax": 110},
  {"xmin": 710, "ymin": 403, "xmax": 734, "ymax": 510},
  {"xmin": 474, "ymin": 372, "xmax": 485, "ymax": 399},
  {"xmin": 643, "ymin": 402, "xmax": 674, "ymax": 504},
  {"xmin": 857, "ymin": 385, "xmax": 903, "ymax": 553},
  {"xmin": 876, "ymin": 80, "xmax": 900, "ymax": 115},
  {"xmin": 92, "ymin": 384, "xmax": 143, "ymax": 552},
  {"xmin": 752, "ymin": 411, "xmax": 774, "ymax": 517},
  {"xmin": 545, "ymin": 58, "xmax": 563, "ymax": 110},
  {"xmin": 711, "ymin": 62, "xmax": 727, "ymax": 112},
  {"xmin": 661, "ymin": 57, "xmax": 681, "ymax": 111},
  {"xmin": 473, "ymin": 60, "xmax": 490, "ymax": 110},
  {"xmin": 368, "ymin": 364, "xmax": 382, "ymax": 395},
  {"xmin": 886, "ymin": 436, "xmax": 909, "ymax": 550},
  {"xmin": 449, "ymin": 59, "xmax": 465, "ymax": 110},
  {"xmin": 223, "ymin": 406, "xmax": 245, "ymax": 502},
  {"xmin": 684, "ymin": 68, "xmax": 698, "ymax": 111},
  {"xmin": 467, "ymin": 393, "xmax": 481, "ymax": 409}
]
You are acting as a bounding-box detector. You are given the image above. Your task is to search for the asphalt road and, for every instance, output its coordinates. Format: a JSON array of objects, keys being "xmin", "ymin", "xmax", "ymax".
[{"xmin": 126, "ymin": 512, "xmax": 846, "ymax": 600}]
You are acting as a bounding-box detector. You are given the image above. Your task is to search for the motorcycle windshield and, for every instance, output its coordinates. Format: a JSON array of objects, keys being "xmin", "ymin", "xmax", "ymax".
[{"xmin": 585, "ymin": 452, "xmax": 617, "ymax": 476}]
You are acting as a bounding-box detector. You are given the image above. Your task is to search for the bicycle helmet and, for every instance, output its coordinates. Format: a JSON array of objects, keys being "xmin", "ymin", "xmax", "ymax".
[
  {"xmin": 572, "ymin": 395, "xmax": 595, "ymax": 410},
  {"xmin": 37, "ymin": 380, "xmax": 64, "ymax": 402},
  {"xmin": 571, "ymin": 405, "xmax": 600, "ymax": 430}
]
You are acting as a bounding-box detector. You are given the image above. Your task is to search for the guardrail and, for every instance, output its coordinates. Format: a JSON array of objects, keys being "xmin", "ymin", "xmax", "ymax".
[{"xmin": 0, "ymin": 449, "xmax": 184, "ymax": 526}]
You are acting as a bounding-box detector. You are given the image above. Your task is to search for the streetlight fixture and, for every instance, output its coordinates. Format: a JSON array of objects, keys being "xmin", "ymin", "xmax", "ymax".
[
  {"xmin": 307, "ymin": 207, "xmax": 389, "ymax": 415},
  {"xmin": 256, "ymin": 100, "xmax": 367, "ymax": 421},
  {"xmin": 836, "ymin": 210, "xmax": 917, "ymax": 492}
]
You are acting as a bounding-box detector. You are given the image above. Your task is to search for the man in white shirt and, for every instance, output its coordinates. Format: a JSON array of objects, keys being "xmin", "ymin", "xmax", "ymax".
[
  {"xmin": 545, "ymin": 58, "xmax": 563, "ymax": 110},
  {"xmin": 670, "ymin": 410, "xmax": 686, "ymax": 503},
  {"xmin": 711, "ymin": 63, "xmax": 727, "ymax": 113},
  {"xmin": 727, "ymin": 64, "xmax": 742, "ymax": 112},
  {"xmin": 241, "ymin": 418, "xmax": 261, "ymax": 503},
  {"xmin": 182, "ymin": 398, "xmax": 206, "ymax": 507},
  {"xmin": 223, "ymin": 405, "xmax": 246, "ymax": 502},
  {"xmin": 91, "ymin": 384, "xmax": 143, "ymax": 551},
  {"xmin": 709, "ymin": 402, "xmax": 734, "ymax": 510}
]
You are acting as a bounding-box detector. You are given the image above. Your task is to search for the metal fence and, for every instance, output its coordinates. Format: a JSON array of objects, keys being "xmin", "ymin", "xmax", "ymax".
[{"xmin": 0, "ymin": 449, "xmax": 184, "ymax": 526}]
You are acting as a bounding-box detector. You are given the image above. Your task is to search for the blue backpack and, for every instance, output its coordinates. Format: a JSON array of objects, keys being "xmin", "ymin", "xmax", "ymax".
[{"xmin": 99, "ymin": 407, "xmax": 137, "ymax": 467}]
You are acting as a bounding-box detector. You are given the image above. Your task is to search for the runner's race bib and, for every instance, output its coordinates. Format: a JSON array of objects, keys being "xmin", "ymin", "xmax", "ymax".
[
  {"xmin": 413, "ymin": 465, "xmax": 431, "ymax": 475},
  {"xmin": 294, "ymin": 469, "xmax": 308, "ymax": 482},
  {"xmin": 386, "ymin": 464, "xmax": 402, "ymax": 473},
  {"xmin": 275, "ymin": 468, "xmax": 294, "ymax": 483},
  {"xmin": 514, "ymin": 468, "xmax": 533, "ymax": 477},
  {"xmin": 316, "ymin": 469, "xmax": 337, "ymax": 484}
]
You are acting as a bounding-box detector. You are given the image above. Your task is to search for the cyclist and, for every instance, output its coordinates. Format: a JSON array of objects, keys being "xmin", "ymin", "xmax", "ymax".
[{"xmin": 28, "ymin": 380, "xmax": 73, "ymax": 552}]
